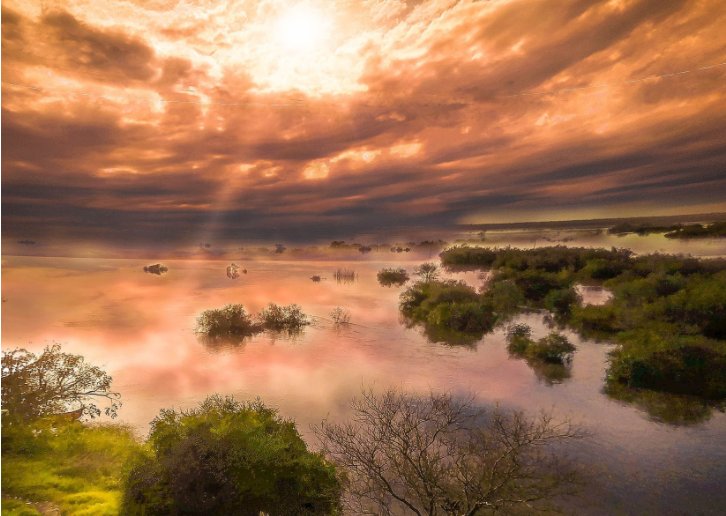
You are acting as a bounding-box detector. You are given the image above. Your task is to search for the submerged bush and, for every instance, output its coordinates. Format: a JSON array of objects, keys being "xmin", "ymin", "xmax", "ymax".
[
  {"xmin": 400, "ymin": 280, "xmax": 497, "ymax": 344},
  {"xmin": 608, "ymin": 330, "xmax": 726, "ymax": 399},
  {"xmin": 432, "ymin": 245, "xmax": 726, "ymax": 402},
  {"xmin": 330, "ymin": 307, "xmax": 351, "ymax": 325},
  {"xmin": 505, "ymin": 326, "xmax": 576, "ymax": 385},
  {"xmin": 196, "ymin": 304, "xmax": 262, "ymax": 338},
  {"xmin": 259, "ymin": 303, "xmax": 310, "ymax": 332},
  {"xmin": 527, "ymin": 333, "xmax": 576, "ymax": 364},
  {"xmin": 376, "ymin": 268, "xmax": 409, "ymax": 286},
  {"xmin": 196, "ymin": 303, "xmax": 311, "ymax": 338},
  {"xmin": 122, "ymin": 396, "xmax": 342, "ymax": 515}
]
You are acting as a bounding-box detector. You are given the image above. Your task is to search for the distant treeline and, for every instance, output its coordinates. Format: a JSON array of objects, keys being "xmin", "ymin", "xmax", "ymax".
[{"xmin": 608, "ymin": 221, "xmax": 726, "ymax": 238}]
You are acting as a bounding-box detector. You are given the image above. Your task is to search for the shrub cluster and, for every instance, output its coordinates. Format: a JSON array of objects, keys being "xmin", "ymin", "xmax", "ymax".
[
  {"xmin": 506, "ymin": 325, "xmax": 576, "ymax": 365},
  {"xmin": 376, "ymin": 267, "xmax": 410, "ymax": 286},
  {"xmin": 123, "ymin": 396, "xmax": 341, "ymax": 515},
  {"xmin": 431, "ymin": 246, "xmax": 726, "ymax": 402},
  {"xmin": 196, "ymin": 303, "xmax": 310, "ymax": 339}
]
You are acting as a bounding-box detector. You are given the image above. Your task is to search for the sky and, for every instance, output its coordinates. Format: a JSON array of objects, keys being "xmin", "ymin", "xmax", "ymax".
[{"xmin": 2, "ymin": 0, "xmax": 726, "ymax": 247}]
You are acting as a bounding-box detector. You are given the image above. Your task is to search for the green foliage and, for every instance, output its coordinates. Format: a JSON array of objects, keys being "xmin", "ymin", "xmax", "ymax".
[
  {"xmin": 376, "ymin": 267, "xmax": 409, "ymax": 286},
  {"xmin": 664, "ymin": 221, "xmax": 726, "ymax": 239},
  {"xmin": 400, "ymin": 280, "xmax": 497, "ymax": 345},
  {"xmin": 544, "ymin": 288, "xmax": 580, "ymax": 317},
  {"xmin": 423, "ymin": 246, "xmax": 726, "ymax": 403},
  {"xmin": 412, "ymin": 262, "xmax": 439, "ymax": 282},
  {"xmin": 1, "ymin": 345, "xmax": 120, "ymax": 422},
  {"xmin": 607, "ymin": 330, "xmax": 726, "ymax": 399},
  {"xmin": 196, "ymin": 303, "xmax": 311, "ymax": 339},
  {"xmin": 195, "ymin": 304, "xmax": 261, "ymax": 338},
  {"xmin": 481, "ymin": 279, "xmax": 525, "ymax": 316},
  {"xmin": 2, "ymin": 420, "xmax": 141, "ymax": 515},
  {"xmin": 569, "ymin": 304, "xmax": 621, "ymax": 335},
  {"xmin": 122, "ymin": 395, "xmax": 342, "ymax": 515},
  {"xmin": 505, "ymin": 327, "xmax": 576, "ymax": 384},
  {"xmin": 526, "ymin": 333, "xmax": 576, "ymax": 364},
  {"xmin": 607, "ymin": 222, "xmax": 680, "ymax": 235},
  {"xmin": 258, "ymin": 303, "xmax": 310, "ymax": 332},
  {"xmin": 506, "ymin": 328, "xmax": 575, "ymax": 365},
  {"xmin": 439, "ymin": 246, "xmax": 498, "ymax": 268}
]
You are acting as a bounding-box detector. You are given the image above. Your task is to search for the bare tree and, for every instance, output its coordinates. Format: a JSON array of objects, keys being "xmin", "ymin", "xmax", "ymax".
[
  {"xmin": 315, "ymin": 389, "xmax": 584, "ymax": 515},
  {"xmin": 1, "ymin": 344, "xmax": 121, "ymax": 422}
]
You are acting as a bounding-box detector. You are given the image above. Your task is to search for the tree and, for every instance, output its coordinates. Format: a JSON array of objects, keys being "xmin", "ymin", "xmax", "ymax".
[
  {"xmin": 1, "ymin": 344, "xmax": 120, "ymax": 422},
  {"xmin": 122, "ymin": 395, "xmax": 342, "ymax": 515},
  {"xmin": 315, "ymin": 389, "xmax": 584, "ymax": 515},
  {"xmin": 413, "ymin": 262, "xmax": 440, "ymax": 282}
]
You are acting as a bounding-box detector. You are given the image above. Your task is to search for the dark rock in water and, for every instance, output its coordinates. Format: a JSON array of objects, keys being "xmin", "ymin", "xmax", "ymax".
[
  {"xmin": 144, "ymin": 264, "xmax": 168, "ymax": 275},
  {"xmin": 310, "ymin": 275, "xmax": 322, "ymax": 282}
]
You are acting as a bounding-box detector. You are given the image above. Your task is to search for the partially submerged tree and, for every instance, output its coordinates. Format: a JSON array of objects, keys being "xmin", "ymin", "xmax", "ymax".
[
  {"xmin": 1, "ymin": 344, "xmax": 121, "ymax": 422},
  {"xmin": 316, "ymin": 389, "xmax": 584, "ymax": 515}
]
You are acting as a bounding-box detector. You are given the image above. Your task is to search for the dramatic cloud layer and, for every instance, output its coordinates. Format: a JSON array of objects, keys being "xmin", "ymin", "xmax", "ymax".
[{"xmin": 3, "ymin": 0, "xmax": 725, "ymax": 246}]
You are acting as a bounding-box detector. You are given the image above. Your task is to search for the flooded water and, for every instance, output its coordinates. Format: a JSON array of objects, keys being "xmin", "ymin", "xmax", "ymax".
[{"xmin": 3, "ymin": 232, "xmax": 726, "ymax": 514}]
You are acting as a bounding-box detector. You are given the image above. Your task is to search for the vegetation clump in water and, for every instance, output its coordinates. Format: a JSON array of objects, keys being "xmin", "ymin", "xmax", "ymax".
[
  {"xmin": 330, "ymin": 306, "xmax": 351, "ymax": 325},
  {"xmin": 376, "ymin": 267, "xmax": 409, "ymax": 286},
  {"xmin": 196, "ymin": 303, "xmax": 310, "ymax": 339},
  {"xmin": 607, "ymin": 221, "xmax": 726, "ymax": 238},
  {"xmin": 258, "ymin": 303, "xmax": 310, "ymax": 332},
  {"xmin": 506, "ymin": 324, "xmax": 575, "ymax": 364},
  {"xmin": 143, "ymin": 263, "xmax": 168, "ymax": 275},
  {"xmin": 196, "ymin": 304, "xmax": 262, "ymax": 338},
  {"xmin": 333, "ymin": 268, "xmax": 357, "ymax": 283},
  {"xmin": 434, "ymin": 245, "xmax": 726, "ymax": 406},
  {"xmin": 664, "ymin": 221, "xmax": 726, "ymax": 239},
  {"xmin": 400, "ymin": 280, "xmax": 498, "ymax": 345}
]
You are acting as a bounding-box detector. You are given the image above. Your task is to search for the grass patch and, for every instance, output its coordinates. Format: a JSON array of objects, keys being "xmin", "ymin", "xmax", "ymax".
[{"xmin": 1, "ymin": 421, "xmax": 142, "ymax": 515}]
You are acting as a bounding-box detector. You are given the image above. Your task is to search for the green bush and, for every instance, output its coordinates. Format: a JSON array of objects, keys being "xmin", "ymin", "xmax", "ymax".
[
  {"xmin": 431, "ymin": 245, "xmax": 726, "ymax": 402},
  {"xmin": 400, "ymin": 281, "xmax": 498, "ymax": 345},
  {"xmin": 376, "ymin": 268, "xmax": 409, "ymax": 286},
  {"xmin": 259, "ymin": 303, "xmax": 310, "ymax": 332},
  {"xmin": 544, "ymin": 288, "xmax": 580, "ymax": 317},
  {"xmin": 482, "ymin": 279, "xmax": 525, "ymax": 316},
  {"xmin": 196, "ymin": 304, "xmax": 261, "ymax": 338},
  {"xmin": 526, "ymin": 333, "xmax": 576, "ymax": 364},
  {"xmin": 122, "ymin": 396, "xmax": 342, "ymax": 515}
]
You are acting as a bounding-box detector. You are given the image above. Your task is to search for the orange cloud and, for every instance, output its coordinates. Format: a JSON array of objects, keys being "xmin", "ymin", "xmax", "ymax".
[{"xmin": 2, "ymin": 0, "xmax": 725, "ymax": 247}]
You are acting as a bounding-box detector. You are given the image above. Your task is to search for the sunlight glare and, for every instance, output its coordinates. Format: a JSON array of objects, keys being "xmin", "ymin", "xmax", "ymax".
[{"xmin": 273, "ymin": 5, "xmax": 331, "ymax": 54}]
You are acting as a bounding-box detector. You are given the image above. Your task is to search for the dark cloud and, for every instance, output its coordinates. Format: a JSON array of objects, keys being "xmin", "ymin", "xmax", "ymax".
[{"xmin": 2, "ymin": 0, "xmax": 725, "ymax": 248}]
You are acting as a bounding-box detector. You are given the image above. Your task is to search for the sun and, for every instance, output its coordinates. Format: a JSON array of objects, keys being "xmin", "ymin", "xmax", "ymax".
[
  {"xmin": 273, "ymin": 5, "xmax": 331, "ymax": 55},
  {"xmin": 248, "ymin": 3, "xmax": 365, "ymax": 95}
]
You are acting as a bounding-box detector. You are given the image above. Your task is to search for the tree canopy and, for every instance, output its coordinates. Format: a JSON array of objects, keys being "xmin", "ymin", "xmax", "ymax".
[
  {"xmin": 122, "ymin": 395, "xmax": 342, "ymax": 515},
  {"xmin": 1, "ymin": 344, "xmax": 120, "ymax": 422}
]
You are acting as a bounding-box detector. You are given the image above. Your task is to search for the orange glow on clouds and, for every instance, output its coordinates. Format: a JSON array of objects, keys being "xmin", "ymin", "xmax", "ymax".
[{"xmin": 2, "ymin": 0, "xmax": 726, "ymax": 246}]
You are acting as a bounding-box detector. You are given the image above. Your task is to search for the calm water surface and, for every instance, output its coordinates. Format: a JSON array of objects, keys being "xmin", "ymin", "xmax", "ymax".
[{"xmin": 3, "ymin": 232, "xmax": 726, "ymax": 514}]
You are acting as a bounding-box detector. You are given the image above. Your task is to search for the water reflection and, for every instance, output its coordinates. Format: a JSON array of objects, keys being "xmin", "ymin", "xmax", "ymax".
[
  {"xmin": 605, "ymin": 383, "xmax": 722, "ymax": 426},
  {"xmin": 2, "ymin": 253, "xmax": 726, "ymax": 513}
]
